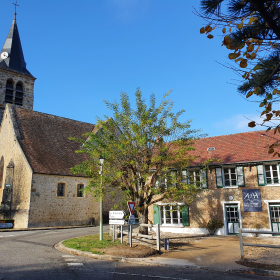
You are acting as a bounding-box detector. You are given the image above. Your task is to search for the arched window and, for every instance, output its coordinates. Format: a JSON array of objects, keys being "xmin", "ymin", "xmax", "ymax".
[
  {"xmin": 15, "ymin": 82, "xmax": 24, "ymax": 106},
  {"xmin": 5, "ymin": 80, "xmax": 13, "ymax": 104}
]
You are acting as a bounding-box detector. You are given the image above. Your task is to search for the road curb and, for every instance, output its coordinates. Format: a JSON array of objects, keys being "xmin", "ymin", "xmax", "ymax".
[
  {"xmin": 0, "ymin": 225, "xmax": 95, "ymax": 232},
  {"xmin": 55, "ymin": 241, "xmax": 280, "ymax": 276}
]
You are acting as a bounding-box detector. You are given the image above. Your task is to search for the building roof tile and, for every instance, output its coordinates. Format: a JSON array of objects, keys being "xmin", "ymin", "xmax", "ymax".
[
  {"xmin": 190, "ymin": 130, "xmax": 280, "ymax": 166},
  {"xmin": 11, "ymin": 106, "xmax": 94, "ymax": 176}
]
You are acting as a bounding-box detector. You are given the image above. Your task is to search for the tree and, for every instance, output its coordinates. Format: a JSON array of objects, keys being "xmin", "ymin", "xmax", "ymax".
[
  {"xmin": 198, "ymin": 1, "xmax": 280, "ymax": 155},
  {"xmin": 71, "ymin": 88, "xmax": 205, "ymax": 233}
]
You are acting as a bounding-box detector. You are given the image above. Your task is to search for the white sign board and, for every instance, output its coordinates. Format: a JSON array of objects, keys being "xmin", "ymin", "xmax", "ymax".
[
  {"xmin": 109, "ymin": 211, "xmax": 125, "ymax": 220},
  {"xmin": 109, "ymin": 219, "xmax": 125, "ymax": 225},
  {"xmin": 0, "ymin": 223, "xmax": 13, "ymax": 229}
]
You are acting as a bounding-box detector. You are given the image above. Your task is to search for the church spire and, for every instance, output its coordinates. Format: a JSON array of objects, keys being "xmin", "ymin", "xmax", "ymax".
[{"xmin": 0, "ymin": 16, "xmax": 33, "ymax": 77}]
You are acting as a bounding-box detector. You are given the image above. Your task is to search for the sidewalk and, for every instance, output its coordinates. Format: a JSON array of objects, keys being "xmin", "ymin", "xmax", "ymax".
[{"xmin": 55, "ymin": 233, "xmax": 280, "ymax": 277}]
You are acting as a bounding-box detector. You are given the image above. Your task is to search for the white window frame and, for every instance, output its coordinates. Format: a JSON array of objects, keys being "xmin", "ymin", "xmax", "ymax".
[
  {"xmin": 188, "ymin": 169, "xmax": 201, "ymax": 185},
  {"xmin": 264, "ymin": 163, "xmax": 280, "ymax": 186},
  {"xmin": 223, "ymin": 166, "xmax": 238, "ymax": 188},
  {"xmin": 158, "ymin": 203, "xmax": 184, "ymax": 227}
]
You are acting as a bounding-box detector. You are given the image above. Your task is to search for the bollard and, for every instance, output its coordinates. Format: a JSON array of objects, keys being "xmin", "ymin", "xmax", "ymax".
[
  {"xmin": 156, "ymin": 223, "xmax": 160, "ymax": 251},
  {"xmin": 239, "ymin": 228, "xmax": 244, "ymax": 261},
  {"xmin": 164, "ymin": 238, "xmax": 169, "ymax": 250},
  {"xmin": 113, "ymin": 225, "xmax": 115, "ymax": 242}
]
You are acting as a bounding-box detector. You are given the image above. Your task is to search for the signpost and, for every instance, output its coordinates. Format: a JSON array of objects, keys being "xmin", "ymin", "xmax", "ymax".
[
  {"xmin": 109, "ymin": 219, "xmax": 125, "ymax": 225},
  {"xmin": 127, "ymin": 202, "xmax": 136, "ymax": 215},
  {"xmin": 109, "ymin": 210, "xmax": 125, "ymax": 220}
]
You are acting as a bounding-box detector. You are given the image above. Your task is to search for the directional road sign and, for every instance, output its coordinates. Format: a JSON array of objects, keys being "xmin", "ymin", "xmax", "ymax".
[
  {"xmin": 127, "ymin": 202, "xmax": 136, "ymax": 215},
  {"xmin": 109, "ymin": 219, "xmax": 125, "ymax": 225},
  {"xmin": 109, "ymin": 210, "xmax": 125, "ymax": 220}
]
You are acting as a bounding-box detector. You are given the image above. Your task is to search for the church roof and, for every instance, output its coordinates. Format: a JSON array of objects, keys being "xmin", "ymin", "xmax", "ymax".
[
  {"xmin": 10, "ymin": 106, "xmax": 94, "ymax": 176},
  {"xmin": 0, "ymin": 17, "xmax": 34, "ymax": 78}
]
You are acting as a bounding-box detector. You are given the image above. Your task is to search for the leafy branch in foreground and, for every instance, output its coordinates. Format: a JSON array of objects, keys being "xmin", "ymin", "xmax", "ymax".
[{"xmin": 197, "ymin": 0, "xmax": 280, "ymax": 155}]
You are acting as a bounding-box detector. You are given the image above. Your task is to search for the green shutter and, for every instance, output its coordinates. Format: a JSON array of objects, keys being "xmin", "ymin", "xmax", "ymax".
[
  {"xmin": 237, "ymin": 166, "xmax": 245, "ymax": 187},
  {"xmin": 153, "ymin": 205, "xmax": 160, "ymax": 225},
  {"xmin": 257, "ymin": 165, "xmax": 265, "ymax": 186},
  {"xmin": 182, "ymin": 206, "xmax": 189, "ymax": 226},
  {"xmin": 200, "ymin": 169, "xmax": 208, "ymax": 189},
  {"xmin": 216, "ymin": 167, "xmax": 223, "ymax": 188}
]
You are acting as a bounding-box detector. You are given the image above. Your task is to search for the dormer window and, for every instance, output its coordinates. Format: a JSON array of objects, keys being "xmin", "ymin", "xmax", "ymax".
[
  {"xmin": 15, "ymin": 82, "xmax": 23, "ymax": 106},
  {"xmin": 5, "ymin": 80, "xmax": 13, "ymax": 104}
]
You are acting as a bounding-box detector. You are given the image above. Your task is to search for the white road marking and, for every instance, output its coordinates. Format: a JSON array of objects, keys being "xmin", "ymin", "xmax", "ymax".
[
  {"xmin": 108, "ymin": 272, "xmax": 190, "ymax": 280},
  {"xmin": 0, "ymin": 235, "xmax": 14, "ymax": 238},
  {"xmin": 67, "ymin": 263, "xmax": 84, "ymax": 266},
  {"xmin": 65, "ymin": 258, "xmax": 79, "ymax": 262}
]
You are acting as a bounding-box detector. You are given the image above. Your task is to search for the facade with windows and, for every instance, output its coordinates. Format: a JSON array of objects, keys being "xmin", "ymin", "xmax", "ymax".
[{"xmin": 150, "ymin": 130, "xmax": 280, "ymax": 235}]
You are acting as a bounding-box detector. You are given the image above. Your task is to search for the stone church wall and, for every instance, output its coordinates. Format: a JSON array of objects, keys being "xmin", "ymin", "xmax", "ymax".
[
  {"xmin": 0, "ymin": 106, "xmax": 33, "ymax": 228},
  {"xmin": 28, "ymin": 174, "xmax": 100, "ymax": 227}
]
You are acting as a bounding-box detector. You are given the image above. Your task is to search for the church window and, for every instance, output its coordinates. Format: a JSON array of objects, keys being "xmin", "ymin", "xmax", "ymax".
[
  {"xmin": 5, "ymin": 80, "xmax": 13, "ymax": 104},
  {"xmin": 15, "ymin": 82, "xmax": 24, "ymax": 106},
  {"xmin": 77, "ymin": 184, "xmax": 85, "ymax": 197},
  {"xmin": 57, "ymin": 183, "xmax": 65, "ymax": 197}
]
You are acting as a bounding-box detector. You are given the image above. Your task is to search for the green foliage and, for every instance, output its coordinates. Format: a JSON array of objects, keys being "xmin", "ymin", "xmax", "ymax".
[
  {"xmin": 198, "ymin": 0, "xmax": 280, "ymax": 154},
  {"xmin": 71, "ymin": 88, "xmax": 205, "ymax": 222},
  {"xmin": 206, "ymin": 219, "xmax": 224, "ymax": 235}
]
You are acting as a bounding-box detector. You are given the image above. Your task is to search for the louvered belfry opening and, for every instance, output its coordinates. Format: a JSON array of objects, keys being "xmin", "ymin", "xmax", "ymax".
[
  {"xmin": 15, "ymin": 82, "xmax": 24, "ymax": 106},
  {"xmin": 5, "ymin": 80, "xmax": 14, "ymax": 104}
]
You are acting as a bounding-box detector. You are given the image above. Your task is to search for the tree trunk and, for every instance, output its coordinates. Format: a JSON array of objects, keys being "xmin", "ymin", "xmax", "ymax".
[{"xmin": 138, "ymin": 208, "xmax": 148, "ymax": 235}]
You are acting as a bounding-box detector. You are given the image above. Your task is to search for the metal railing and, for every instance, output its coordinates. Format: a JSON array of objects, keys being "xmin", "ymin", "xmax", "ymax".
[
  {"xmin": 112, "ymin": 223, "xmax": 161, "ymax": 251},
  {"xmin": 239, "ymin": 228, "xmax": 280, "ymax": 261}
]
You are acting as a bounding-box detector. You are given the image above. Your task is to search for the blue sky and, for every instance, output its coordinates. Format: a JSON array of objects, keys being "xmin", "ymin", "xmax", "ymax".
[{"xmin": 0, "ymin": 0, "xmax": 265, "ymax": 137}]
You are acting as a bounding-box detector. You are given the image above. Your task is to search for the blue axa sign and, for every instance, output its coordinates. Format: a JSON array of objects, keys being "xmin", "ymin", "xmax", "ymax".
[{"xmin": 242, "ymin": 189, "xmax": 262, "ymax": 212}]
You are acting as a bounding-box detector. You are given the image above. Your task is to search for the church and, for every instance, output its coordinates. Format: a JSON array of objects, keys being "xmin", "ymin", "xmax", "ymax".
[{"xmin": 0, "ymin": 15, "xmax": 115, "ymax": 228}]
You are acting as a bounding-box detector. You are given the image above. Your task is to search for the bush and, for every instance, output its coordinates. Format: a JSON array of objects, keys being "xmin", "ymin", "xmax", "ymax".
[{"xmin": 206, "ymin": 219, "xmax": 224, "ymax": 235}]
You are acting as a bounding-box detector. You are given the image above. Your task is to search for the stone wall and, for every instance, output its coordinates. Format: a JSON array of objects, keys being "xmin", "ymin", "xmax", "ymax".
[
  {"xmin": 0, "ymin": 68, "xmax": 35, "ymax": 122},
  {"xmin": 0, "ymin": 106, "xmax": 33, "ymax": 228},
  {"xmin": 149, "ymin": 165, "xmax": 279, "ymax": 232},
  {"xmin": 28, "ymin": 174, "xmax": 99, "ymax": 227}
]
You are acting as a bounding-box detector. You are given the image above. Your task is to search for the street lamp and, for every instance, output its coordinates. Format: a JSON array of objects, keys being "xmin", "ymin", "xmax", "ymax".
[{"xmin": 99, "ymin": 155, "xmax": 104, "ymax": 241}]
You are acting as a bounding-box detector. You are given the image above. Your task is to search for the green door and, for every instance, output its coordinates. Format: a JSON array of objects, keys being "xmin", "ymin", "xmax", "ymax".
[
  {"xmin": 226, "ymin": 205, "xmax": 240, "ymax": 235},
  {"xmin": 269, "ymin": 205, "xmax": 280, "ymax": 233}
]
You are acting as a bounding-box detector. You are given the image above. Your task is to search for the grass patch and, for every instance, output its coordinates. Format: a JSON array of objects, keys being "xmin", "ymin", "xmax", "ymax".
[{"xmin": 63, "ymin": 233, "xmax": 124, "ymax": 255}]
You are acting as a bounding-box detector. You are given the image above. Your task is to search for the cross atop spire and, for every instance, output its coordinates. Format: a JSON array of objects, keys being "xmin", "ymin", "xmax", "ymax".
[{"xmin": 13, "ymin": 1, "xmax": 19, "ymax": 19}]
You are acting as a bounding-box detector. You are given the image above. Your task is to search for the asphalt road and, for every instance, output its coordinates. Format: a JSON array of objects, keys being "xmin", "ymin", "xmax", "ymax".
[{"xmin": 0, "ymin": 227, "xmax": 277, "ymax": 280}]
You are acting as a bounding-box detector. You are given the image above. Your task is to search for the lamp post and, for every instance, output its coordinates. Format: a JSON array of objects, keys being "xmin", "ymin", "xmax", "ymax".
[{"xmin": 99, "ymin": 155, "xmax": 104, "ymax": 241}]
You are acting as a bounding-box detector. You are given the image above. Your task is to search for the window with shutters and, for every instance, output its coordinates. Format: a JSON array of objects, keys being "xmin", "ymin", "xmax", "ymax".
[
  {"xmin": 182, "ymin": 169, "xmax": 208, "ymax": 189},
  {"xmin": 262, "ymin": 164, "xmax": 280, "ymax": 185},
  {"xmin": 159, "ymin": 205, "xmax": 182, "ymax": 226},
  {"xmin": 216, "ymin": 166, "xmax": 245, "ymax": 188}
]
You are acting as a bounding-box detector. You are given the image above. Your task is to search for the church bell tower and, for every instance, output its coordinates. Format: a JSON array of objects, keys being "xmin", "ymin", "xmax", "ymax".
[{"xmin": 0, "ymin": 13, "xmax": 35, "ymax": 121}]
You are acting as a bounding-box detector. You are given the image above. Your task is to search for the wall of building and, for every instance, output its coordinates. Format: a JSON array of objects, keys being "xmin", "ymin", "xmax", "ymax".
[
  {"xmin": 28, "ymin": 174, "xmax": 99, "ymax": 227},
  {"xmin": 0, "ymin": 69, "xmax": 34, "ymax": 121},
  {"xmin": 149, "ymin": 165, "xmax": 279, "ymax": 234},
  {"xmin": 0, "ymin": 106, "xmax": 33, "ymax": 228}
]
